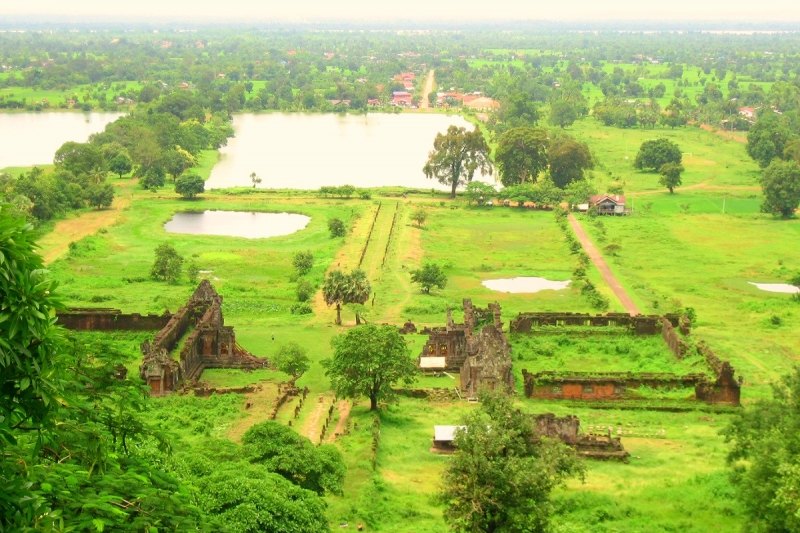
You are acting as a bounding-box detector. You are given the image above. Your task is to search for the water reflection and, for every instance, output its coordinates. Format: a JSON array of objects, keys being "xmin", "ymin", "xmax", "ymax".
[
  {"xmin": 206, "ymin": 113, "xmax": 493, "ymax": 190},
  {"xmin": 482, "ymin": 277, "xmax": 571, "ymax": 294},
  {"xmin": 164, "ymin": 210, "xmax": 311, "ymax": 239},
  {"xmin": 0, "ymin": 112, "xmax": 122, "ymax": 168}
]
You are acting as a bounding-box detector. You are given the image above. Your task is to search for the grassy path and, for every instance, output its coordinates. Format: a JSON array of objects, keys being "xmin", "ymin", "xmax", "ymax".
[
  {"xmin": 326, "ymin": 400, "xmax": 352, "ymax": 443},
  {"xmin": 312, "ymin": 202, "xmax": 379, "ymax": 317},
  {"xmin": 39, "ymin": 194, "xmax": 131, "ymax": 264},
  {"xmin": 360, "ymin": 201, "xmax": 397, "ymax": 280},
  {"xmin": 568, "ymin": 213, "xmax": 642, "ymax": 315}
]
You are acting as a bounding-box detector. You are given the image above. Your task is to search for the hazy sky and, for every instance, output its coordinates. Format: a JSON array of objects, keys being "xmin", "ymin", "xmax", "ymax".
[{"xmin": 2, "ymin": 0, "xmax": 800, "ymax": 22}]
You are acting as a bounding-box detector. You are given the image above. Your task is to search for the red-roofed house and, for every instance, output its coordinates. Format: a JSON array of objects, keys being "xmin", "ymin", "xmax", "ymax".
[
  {"xmin": 392, "ymin": 91, "xmax": 413, "ymax": 107},
  {"xmin": 588, "ymin": 195, "xmax": 627, "ymax": 215},
  {"xmin": 739, "ymin": 107, "xmax": 756, "ymax": 119}
]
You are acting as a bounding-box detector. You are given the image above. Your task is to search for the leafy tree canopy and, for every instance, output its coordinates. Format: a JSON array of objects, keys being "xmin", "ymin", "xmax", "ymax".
[
  {"xmin": 242, "ymin": 421, "xmax": 345, "ymax": 495},
  {"xmin": 273, "ymin": 342, "xmax": 311, "ymax": 381},
  {"xmin": 410, "ymin": 263, "xmax": 447, "ymax": 294},
  {"xmin": 325, "ymin": 324, "xmax": 417, "ymax": 411},
  {"xmin": 174, "ymin": 173, "xmax": 205, "ymax": 199},
  {"xmin": 659, "ymin": 162, "xmax": 685, "ymax": 193},
  {"xmin": 634, "ymin": 138, "xmax": 683, "ymax": 171},
  {"xmin": 549, "ymin": 137, "xmax": 594, "ymax": 189},
  {"xmin": 759, "ymin": 159, "xmax": 800, "ymax": 218},
  {"xmin": 495, "ymin": 127, "xmax": 549, "ymax": 186},
  {"xmin": 322, "ymin": 269, "xmax": 371, "ymax": 325},
  {"xmin": 328, "ymin": 217, "xmax": 347, "ymax": 238},
  {"xmin": 423, "ymin": 125, "xmax": 492, "ymax": 198},
  {"xmin": 722, "ymin": 367, "xmax": 800, "ymax": 532},
  {"xmin": 438, "ymin": 389, "xmax": 585, "ymax": 533},
  {"xmin": 292, "ymin": 251, "xmax": 315, "ymax": 275},
  {"xmin": 150, "ymin": 242, "xmax": 184, "ymax": 283}
]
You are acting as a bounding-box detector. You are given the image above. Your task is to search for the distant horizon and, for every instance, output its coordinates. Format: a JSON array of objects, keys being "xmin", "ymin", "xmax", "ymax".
[
  {"xmin": 2, "ymin": 0, "xmax": 800, "ymax": 28},
  {"xmin": 2, "ymin": 17, "xmax": 800, "ymax": 32}
]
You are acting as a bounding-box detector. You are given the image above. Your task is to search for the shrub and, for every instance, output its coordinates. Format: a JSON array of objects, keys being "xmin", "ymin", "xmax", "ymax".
[
  {"xmin": 328, "ymin": 218, "xmax": 346, "ymax": 238},
  {"xmin": 296, "ymin": 279, "xmax": 314, "ymax": 302},
  {"xmin": 150, "ymin": 242, "xmax": 184, "ymax": 283},
  {"xmin": 292, "ymin": 251, "xmax": 314, "ymax": 276},
  {"xmin": 290, "ymin": 302, "xmax": 313, "ymax": 315}
]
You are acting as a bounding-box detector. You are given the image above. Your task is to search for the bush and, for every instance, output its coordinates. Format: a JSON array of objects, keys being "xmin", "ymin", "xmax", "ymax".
[
  {"xmin": 290, "ymin": 302, "xmax": 313, "ymax": 315},
  {"xmin": 328, "ymin": 218, "xmax": 346, "ymax": 238},
  {"xmin": 296, "ymin": 279, "xmax": 314, "ymax": 302},
  {"xmin": 175, "ymin": 174, "xmax": 205, "ymax": 199},
  {"xmin": 150, "ymin": 242, "xmax": 184, "ymax": 283},
  {"xmin": 292, "ymin": 251, "xmax": 314, "ymax": 276}
]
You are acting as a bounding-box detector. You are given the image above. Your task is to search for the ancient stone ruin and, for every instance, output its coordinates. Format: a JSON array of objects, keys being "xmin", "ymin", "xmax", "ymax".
[
  {"xmin": 535, "ymin": 413, "xmax": 629, "ymax": 460},
  {"xmin": 510, "ymin": 312, "xmax": 684, "ymax": 335},
  {"xmin": 418, "ymin": 299, "xmax": 514, "ymax": 397},
  {"xmin": 139, "ymin": 280, "xmax": 266, "ymax": 395},
  {"xmin": 516, "ymin": 312, "xmax": 741, "ymax": 407},
  {"xmin": 57, "ymin": 281, "xmax": 266, "ymax": 396}
]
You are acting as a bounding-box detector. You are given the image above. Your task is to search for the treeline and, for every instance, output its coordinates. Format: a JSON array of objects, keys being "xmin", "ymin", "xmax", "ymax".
[{"xmin": 0, "ymin": 90, "xmax": 233, "ymax": 222}]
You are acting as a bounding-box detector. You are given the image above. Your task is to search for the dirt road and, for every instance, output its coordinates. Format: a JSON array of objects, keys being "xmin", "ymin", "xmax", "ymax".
[
  {"xmin": 568, "ymin": 214, "xmax": 641, "ymax": 316},
  {"xmin": 419, "ymin": 69, "xmax": 435, "ymax": 110}
]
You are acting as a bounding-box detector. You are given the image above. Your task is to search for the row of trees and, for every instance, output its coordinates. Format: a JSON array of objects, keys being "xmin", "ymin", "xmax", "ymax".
[
  {"xmin": 422, "ymin": 125, "xmax": 594, "ymax": 199},
  {"xmin": 746, "ymin": 113, "xmax": 800, "ymax": 217}
]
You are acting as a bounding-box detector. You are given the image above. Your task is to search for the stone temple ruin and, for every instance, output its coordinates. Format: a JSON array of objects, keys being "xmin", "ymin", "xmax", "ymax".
[
  {"xmin": 57, "ymin": 280, "xmax": 266, "ymax": 396},
  {"xmin": 513, "ymin": 312, "xmax": 741, "ymax": 407},
  {"xmin": 417, "ymin": 299, "xmax": 514, "ymax": 397}
]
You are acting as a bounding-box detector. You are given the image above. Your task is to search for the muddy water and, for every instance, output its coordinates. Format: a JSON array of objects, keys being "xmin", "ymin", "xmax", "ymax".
[
  {"xmin": 482, "ymin": 277, "xmax": 571, "ymax": 294},
  {"xmin": 164, "ymin": 210, "xmax": 311, "ymax": 239}
]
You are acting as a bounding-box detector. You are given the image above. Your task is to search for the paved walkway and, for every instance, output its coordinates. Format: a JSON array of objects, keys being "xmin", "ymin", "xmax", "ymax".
[{"xmin": 567, "ymin": 214, "xmax": 641, "ymax": 316}]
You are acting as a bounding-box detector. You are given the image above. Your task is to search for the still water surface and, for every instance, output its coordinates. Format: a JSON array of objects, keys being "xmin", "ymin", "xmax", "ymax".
[
  {"xmin": 164, "ymin": 210, "xmax": 311, "ymax": 239},
  {"xmin": 207, "ymin": 113, "xmax": 492, "ymax": 190},
  {"xmin": 0, "ymin": 112, "xmax": 122, "ymax": 169},
  {"xmin": 749, "ymin": 282, "xmax": 800, "ymax": 294},
  {"xmin": 482, "ymin": 277, "xmax": 571, "ymax": 294}
]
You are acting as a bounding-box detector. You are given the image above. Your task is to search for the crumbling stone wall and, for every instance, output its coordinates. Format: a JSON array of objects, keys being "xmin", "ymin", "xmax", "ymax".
[
  {"xmin": 533, "ymin": 413, "xmax": 628, "ymax": 460},
  {"xmin": 521, "ymin": 369, "xmax": 707, "ymax": 400},
  {"xmin": 57, "ymin": 309, "xmax": 171, "ymax": 331},
  {"xmin": 694, "ymin": 342, "xmax": 741, "ymax": 406},
  {"xmin": 661, "ymin": 318, "xmax": 689, "ymax": 359},
  {"xmin": 510, "ymin": 312, "xmax": 682, "ymax": 335}
]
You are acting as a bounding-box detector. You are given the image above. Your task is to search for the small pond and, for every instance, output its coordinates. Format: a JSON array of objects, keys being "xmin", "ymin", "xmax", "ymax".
[
  {"xmin": 164, "ymin": 210, "xmax": 311, "ymax": 239},
  {"xmin": 749, "ymin": 282, "xmax": 800, "ymax": 294},
  {"xmin": 482, "ymin": 277, "xmax": 571, "ymax": 294}
]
